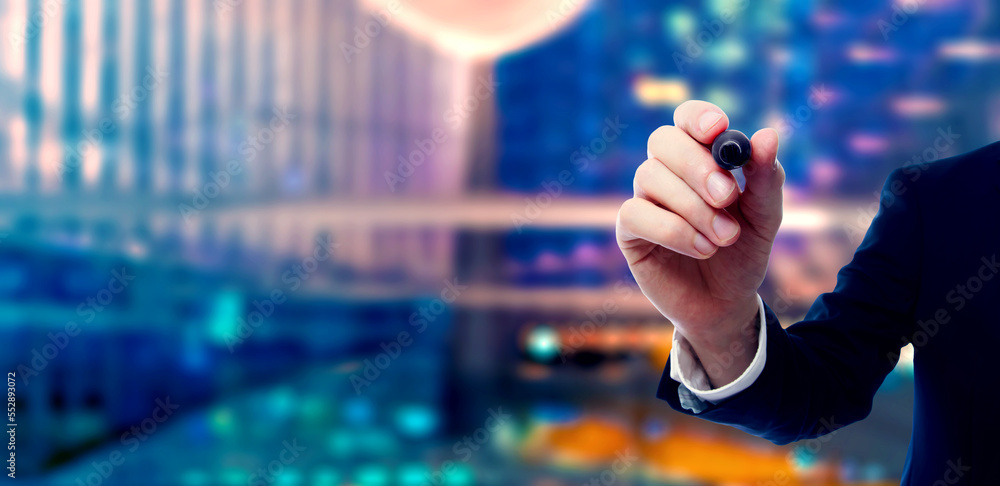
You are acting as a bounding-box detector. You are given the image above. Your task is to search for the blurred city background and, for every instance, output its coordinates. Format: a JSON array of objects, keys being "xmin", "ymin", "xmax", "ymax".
[{"xmin": 1, "ymin": 0, "xmax": 998, "ymax": 484}]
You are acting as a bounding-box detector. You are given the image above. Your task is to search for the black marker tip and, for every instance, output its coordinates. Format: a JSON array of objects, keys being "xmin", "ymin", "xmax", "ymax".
[{"xmin": 712, "ymin": 130, "xmax": 752, "ymax": 171}]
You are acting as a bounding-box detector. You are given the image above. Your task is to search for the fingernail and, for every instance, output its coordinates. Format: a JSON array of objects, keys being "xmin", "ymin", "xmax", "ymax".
[
  {"xmin": 706, "ymin": 172, "xmax": 735, "ymax": 204},
  {"xmin": 693, "ymin": 233, "xmax": 716, "ymax": 256},
  {"xmin": 699, "ymin": 112, "xmax": 723, "ymax": 133},
  {"xmin": 713, "ymin": 214, "xmax": 739, "ymax": 241}
]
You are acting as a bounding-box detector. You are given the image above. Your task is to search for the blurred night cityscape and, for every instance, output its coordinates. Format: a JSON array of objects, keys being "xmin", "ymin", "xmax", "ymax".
[{"xmin": 1, "ymin": 0, "xmax": 999, "ymax": 485}]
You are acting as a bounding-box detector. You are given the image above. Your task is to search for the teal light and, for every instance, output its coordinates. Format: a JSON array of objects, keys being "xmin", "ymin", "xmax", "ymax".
[
  {"xmin": 219, "ymin": 468, "xmax": 245, "ymax": 486},
  {"xmin": 210, "ymin": 406, "xmax": 234, "ymax": 436},
  {"xmin": 789, "ymin": 446, "xmax": 818, "ymax": 469},
  {"xmin": 704, "ymin": 87, "xmax": 742, "ymax": 117},
  {"xmin": 311, "ymin": 468, "xmax": 340, "ymax": 486},
  {"xmin": 665, "ymin": 9, "xmax": 696, "ymax": 39},
  {"xmin": 393, "ymin": 404, "xmax": 439, "ymax": 438},
  {"xmin": 276, "ymin": 468, "xmax": 302, "ymax": 486},
  {"xmin": 444, "ymin": 463, "xmax": 475, "ymax": 486},
  {"xmin": 327, "ymin": 430, "xmax": 353, "ymax": 457},
  {"xmin": 712, "ymin": 39, "xmax": 747, "ymax": 67},
  {"xmin": 269, "ymin": 387, "xmax": 296, "ymax": 418},
  {"xmin": 708, "ymin": 0, "xmax": 749, "ymax": 16},
  {"xmin": 208, "ymin": 290, "xmax": 243, "ymax": 344},
  {"xmin": 526, "ymin": 325, "xmax": 560, "ymax": 362},
  {"xmin": 181, "ymin": 469, "xmax": 210, "ymax": 486},
  {"xmin": 300, "ymin": 396, "xmax": 326, "ymax": 422},
  {"xmin": 355, "ymin": 464, "xmax": 390, "ymax": 486},
  {"xmin": 398, "ymin": 463, "xmax": 430, "ymax": 486},
  {"xmin": 358, "ymin": 428, "xmax": 398, "ymax": 455}
]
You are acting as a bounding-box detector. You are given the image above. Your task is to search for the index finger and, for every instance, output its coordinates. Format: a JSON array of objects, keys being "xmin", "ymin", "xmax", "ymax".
[{"xmin": 673, "ymin": 100, "xmax": 730, "ymax": 145}]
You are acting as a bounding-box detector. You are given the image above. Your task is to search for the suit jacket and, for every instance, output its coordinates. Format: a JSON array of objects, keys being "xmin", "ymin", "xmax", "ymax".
[{"xmin": 657, "ymin": 140, "xmax": 1000, "ymax": 485}]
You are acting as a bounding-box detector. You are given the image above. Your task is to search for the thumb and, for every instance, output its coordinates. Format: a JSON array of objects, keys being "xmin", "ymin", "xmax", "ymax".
[{"xmin": 737, "ymin": 128, "xmax": 784, "ymax": 236}]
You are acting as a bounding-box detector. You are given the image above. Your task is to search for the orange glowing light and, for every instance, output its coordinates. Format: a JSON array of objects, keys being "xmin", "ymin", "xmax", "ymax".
[
  {"xmin": 641, "ymin": 428, "xmax": 805, "ymax": 484},
  {"xmin": 634, "ymin": 76, "xmax": 690, "ymax": 106},
  {"xmin": 647, "ymin": 336, "xmax": 671, "ymax": 370},
  {"xmin": 531, "ymin": 416, "xmax": 632, "ymax": 465}
]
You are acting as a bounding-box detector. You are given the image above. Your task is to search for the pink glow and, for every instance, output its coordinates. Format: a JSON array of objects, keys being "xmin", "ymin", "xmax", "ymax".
[
  {"xmin": 891, "ymin": 95, "xmax": 945, "ymax": 116},
  {"xmin": 359, "ymin": 0, "xmax": 592, "ymax": 59},
  {"xmin": 849, "ymin": 133, "xmax": 889, "ymax": 154}
]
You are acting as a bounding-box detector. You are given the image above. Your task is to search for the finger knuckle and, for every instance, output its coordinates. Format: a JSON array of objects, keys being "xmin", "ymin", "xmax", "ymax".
[
  {"xmin": 647, "ymin": 125, "xmax": 680, "ymax": 150},
  {"xmin": 634, "ymin": 159, "xmax": 653, "ymax": 179},
  {"xmin": 677, "ymin": 145, "xmax": 710, "ymax": 174},
  {"xmin": 681, "ymin": 198, "xmax": 711, "ymax": 225},
  {"xmin": 617, "ymin": 198, "xmax": 640, "ymax": 226},
  {"xmin": 674, "ymin": 99, "xmax": 697, "ymax": 118},
  {"xmin": 633, "ymin": 161, "xmax": 655, "ymax": 193},
  {"xmin": 656, "ymin": 216, "xmax": 686, "ymax": 245}
]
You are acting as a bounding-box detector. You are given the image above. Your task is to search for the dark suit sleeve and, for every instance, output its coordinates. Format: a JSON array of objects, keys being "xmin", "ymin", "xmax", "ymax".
[{"xmin": 656, "ymin": 168, "xmax": 922, "ymax": 445}]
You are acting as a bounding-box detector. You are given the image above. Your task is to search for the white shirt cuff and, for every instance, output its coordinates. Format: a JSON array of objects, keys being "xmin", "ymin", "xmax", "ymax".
[{"xmin": 668, "ymin": 294, "xmax": 768, "ymax": 404}]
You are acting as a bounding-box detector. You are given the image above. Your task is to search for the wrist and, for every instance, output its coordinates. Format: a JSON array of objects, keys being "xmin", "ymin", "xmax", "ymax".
[
  {"xmin": 682, "ymin": 296, "xmax": 759, "ymax": 353},
  {"xmin": 678, "ymin": 296, "xmax": 761, "ymax": 388}
]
